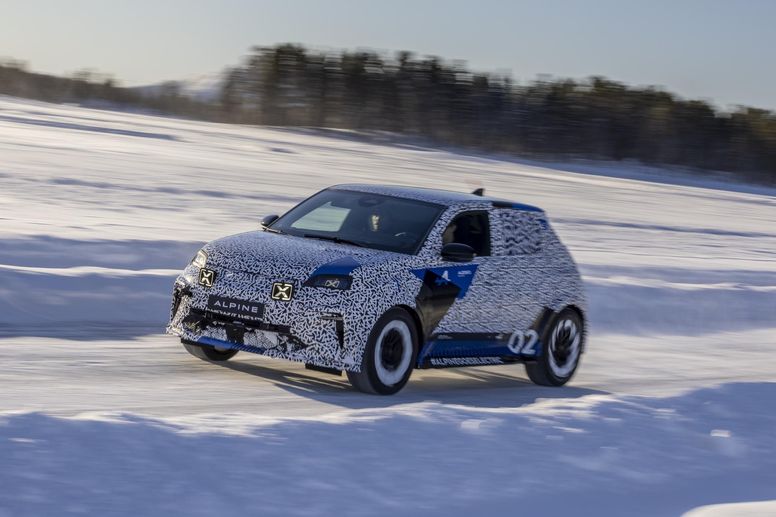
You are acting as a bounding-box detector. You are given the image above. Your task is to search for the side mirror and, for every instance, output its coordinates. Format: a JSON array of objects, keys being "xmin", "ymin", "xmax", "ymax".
[
  {"xmin": 260, "ymin": 214, "xmax": 279, "ymax": 229},
  {"xmin": 441, "ymin": 243, "xmax": 475, "ymax": 263}
]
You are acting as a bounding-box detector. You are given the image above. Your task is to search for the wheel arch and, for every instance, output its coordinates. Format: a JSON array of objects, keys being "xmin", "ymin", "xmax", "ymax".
[
  {"xmin": 347, "ymin": 304, "xmax": 420, "ymax": 395},
  {"xmin": 553, "ymin": 304, "xmax": 587, "ymax": 353},
  {"xmin": 565, "ymin": 304, "xmax": 585, "ymax": 324},
  {"xmin": 395, "ymin": 304, "xmax": 425, "ymax": 355},
  {"xmin": 534, "ymin": 304, "xmax": 587, "ymax": 352}
]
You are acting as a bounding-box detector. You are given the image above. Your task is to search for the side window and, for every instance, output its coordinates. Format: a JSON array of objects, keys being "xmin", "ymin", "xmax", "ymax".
[
  {"xmin": 443, "ymin": 211, "xmax": 491, "ymax": 257},
  {"xmin": 496, "ymin": 209, "xmax": 543, "ymax": 255}
]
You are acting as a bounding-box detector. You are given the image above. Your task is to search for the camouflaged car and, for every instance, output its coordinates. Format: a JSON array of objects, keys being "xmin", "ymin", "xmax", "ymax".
[{"xmin": 167, "ymin": 184, "xmax": 586, "ymax": 394}]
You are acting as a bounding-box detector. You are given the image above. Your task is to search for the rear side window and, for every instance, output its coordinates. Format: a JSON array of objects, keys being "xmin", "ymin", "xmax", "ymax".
[{"xmin": 495, "ymin": 209, "xmax": 544, "ymax": 255}]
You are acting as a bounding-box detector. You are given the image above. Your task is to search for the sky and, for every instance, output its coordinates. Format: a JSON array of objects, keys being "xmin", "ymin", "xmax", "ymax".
[{"xmin": 2, "ymin": 0, "xmax": 776, "ymax": 110}]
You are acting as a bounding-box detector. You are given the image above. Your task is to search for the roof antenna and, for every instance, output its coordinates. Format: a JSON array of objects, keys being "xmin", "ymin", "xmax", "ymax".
[{"xmin": 471, "ymin": 188, "xmax": 485, "ymax": 196}]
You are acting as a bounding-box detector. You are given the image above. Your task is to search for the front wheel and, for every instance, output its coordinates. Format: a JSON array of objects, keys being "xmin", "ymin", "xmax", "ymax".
[
  {"xmin": 347, "ymin": 308, "xmax": 418, "ymax": 395},
  {"xmin": 525, "ymin": 308, "xmax": 584, "ymax": 386},
  {"xmin": 182, "ymin": 341, "xmax": 239, "ymax": 361}
]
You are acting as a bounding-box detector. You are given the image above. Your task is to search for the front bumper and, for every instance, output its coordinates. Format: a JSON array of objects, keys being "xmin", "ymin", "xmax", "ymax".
[{"xmin": 166, "ymin": 277, "xmax": 354, "ymax": 371}]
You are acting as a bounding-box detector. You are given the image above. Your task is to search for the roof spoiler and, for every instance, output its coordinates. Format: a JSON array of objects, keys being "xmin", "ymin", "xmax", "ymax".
[{"xmin": 471, "ymin": 188, "xmax": 485, "ymax": 196}]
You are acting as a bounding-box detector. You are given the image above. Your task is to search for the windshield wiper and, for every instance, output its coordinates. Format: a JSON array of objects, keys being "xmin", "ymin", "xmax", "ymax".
[
  {"xmin": 263, "ymin": 227, "xmax": 285, "ymax": 234},
  {"xmin": 303, "ymin": 234, "xmax": 364, "ymax": 247}
]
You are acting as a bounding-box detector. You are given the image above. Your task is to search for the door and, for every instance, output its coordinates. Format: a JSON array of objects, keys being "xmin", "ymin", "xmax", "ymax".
[{"xmin": 414, "ymin": 210, "xmax": 519, "ymax": 359}]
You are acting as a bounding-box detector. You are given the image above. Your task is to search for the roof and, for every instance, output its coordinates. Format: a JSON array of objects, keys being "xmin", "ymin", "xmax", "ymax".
[{"xmin": 332, "ymin": 184, "xmax": 544, "ymax": 213}]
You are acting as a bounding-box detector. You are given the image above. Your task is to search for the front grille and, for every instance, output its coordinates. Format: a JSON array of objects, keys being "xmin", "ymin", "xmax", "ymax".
[
  {"xmin": 183, "ymin": 307, "xmax": 309, "ymax": 351},
  {"xmin": 184, "ymin": 307, "xmax": 290, "ymax": 333}
]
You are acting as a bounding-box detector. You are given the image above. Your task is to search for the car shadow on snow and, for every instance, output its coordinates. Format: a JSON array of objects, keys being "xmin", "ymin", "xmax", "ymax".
[{"xmin": 215, "ymin": 357, "xmax": 607, "ymax": 410}]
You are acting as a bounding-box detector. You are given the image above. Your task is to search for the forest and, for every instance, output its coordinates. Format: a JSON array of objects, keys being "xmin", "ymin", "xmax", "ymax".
[{"xmin": 2, "ymin": 44, "xmax": 775, "ymax": 184}]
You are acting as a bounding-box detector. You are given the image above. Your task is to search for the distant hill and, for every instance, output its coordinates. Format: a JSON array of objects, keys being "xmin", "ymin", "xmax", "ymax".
[
  {"xmin": 0, "ymin": 60, "xmax": 221, "ymax": 120},
  {"xmin": 131, "ymin": 72, "xmax": 225, "ymax": 102}
]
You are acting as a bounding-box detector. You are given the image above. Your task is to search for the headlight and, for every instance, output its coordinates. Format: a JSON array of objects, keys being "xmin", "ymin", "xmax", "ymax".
[
  {"xmin": 191, "ymin": 249, "xmax": 208, "ymax": 268},
  {"xmin": 304, "ymin": 274, "xmax": 352, "ymax": 290}
]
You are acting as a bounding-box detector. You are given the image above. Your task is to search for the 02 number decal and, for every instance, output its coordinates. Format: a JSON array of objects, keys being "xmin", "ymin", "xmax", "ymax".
[{"xmin": 507, "ymin": 329, "xmax": 539, "ymax": 356}]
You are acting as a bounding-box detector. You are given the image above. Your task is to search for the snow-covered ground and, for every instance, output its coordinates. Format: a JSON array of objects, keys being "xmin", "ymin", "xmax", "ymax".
[{"xmin": 1, "ymin": 95, "xmax": 775, "ymax": 516}]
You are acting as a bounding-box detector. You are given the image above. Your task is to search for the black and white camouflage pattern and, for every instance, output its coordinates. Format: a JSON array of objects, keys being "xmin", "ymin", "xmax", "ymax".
[{"xmin": 167, "ymin": 184, "xmax": 586, "ymax": 371}]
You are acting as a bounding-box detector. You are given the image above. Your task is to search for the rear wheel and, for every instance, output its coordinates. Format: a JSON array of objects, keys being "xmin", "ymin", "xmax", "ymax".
[
  {"xmin": 525, "ymin": 308, "xmax": 583, "ymax": 386},
  {"xmin": 347, "ymin": 308, "xmax": 418, "ymax": 395},
  {"xmin": 182, "ymin": 341, "xmax": 239, "ymax": 361}
]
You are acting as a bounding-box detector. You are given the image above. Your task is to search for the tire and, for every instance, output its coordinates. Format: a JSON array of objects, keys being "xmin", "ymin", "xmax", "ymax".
[
  {"xmin": 347, "ymin": 308, "xmax": 418, "ymax": 395},
  {"xmin": 182, "ymin": 341, "xmax": 239, "ymax": 361},
  {"xmin": 525, "ymin": 308, "xmax": 584, "ymax": 386}
]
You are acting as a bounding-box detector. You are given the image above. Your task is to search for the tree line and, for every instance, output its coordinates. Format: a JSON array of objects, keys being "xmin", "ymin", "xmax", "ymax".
[
  {"xmin": 221, "ymin": 45, "xmax": 776, "ymax": 183},
  {"xmin": 2, "ymin": 46, "xmax": 775, "ymax": 184}
]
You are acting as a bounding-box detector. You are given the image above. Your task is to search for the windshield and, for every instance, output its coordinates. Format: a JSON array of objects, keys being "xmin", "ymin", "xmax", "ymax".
[{"xmin": 269, "ymin": 189, "xmax": 444, "ymax": 254}]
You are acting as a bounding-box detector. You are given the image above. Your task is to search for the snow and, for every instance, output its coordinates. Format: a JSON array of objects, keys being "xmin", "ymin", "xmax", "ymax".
[
  {"xmin": 1, "ymin": 95, "xmax": 776, "ymax": 515},
  {"xmin": 684, "ymin": 500, "xmax": 776, "ymax": 517},
  {"xmin": 2, "ymin": 384, "xmax": 775, "ymax": 516}
]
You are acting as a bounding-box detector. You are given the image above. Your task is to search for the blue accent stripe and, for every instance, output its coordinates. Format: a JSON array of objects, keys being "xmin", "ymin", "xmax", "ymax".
[
  {"xmin": 410, "ymin": 264, "xmax": 478, "ymax": 299},
  {"xmin": 511, "ymin": 202, "xmax": 545, "ymax": 213},
  {"xmin": 424, "ymin": 341, "xmax": 514, "ymax": 358},
  {"xmin": 310, "ymin": 256, "xmax": 361, "ymax": 277},
  {"xmin": 417, "ymin": 334, "xmax": 543, "ymax": 366},
  {"xmin": 196, "ymin": 336, "xmax": 267, "ymax": 355}
]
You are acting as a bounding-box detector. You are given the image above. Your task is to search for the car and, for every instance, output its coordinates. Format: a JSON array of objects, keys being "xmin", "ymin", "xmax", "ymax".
[{"xmin": 167, "ymin": 184, "xmax": 587, "ymax": 395}]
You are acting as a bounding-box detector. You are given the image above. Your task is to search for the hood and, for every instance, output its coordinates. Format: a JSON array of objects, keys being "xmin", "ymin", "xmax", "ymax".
[{"xmin": 202, "ymin": 231, "xmax": 402, "ymax": 276}]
